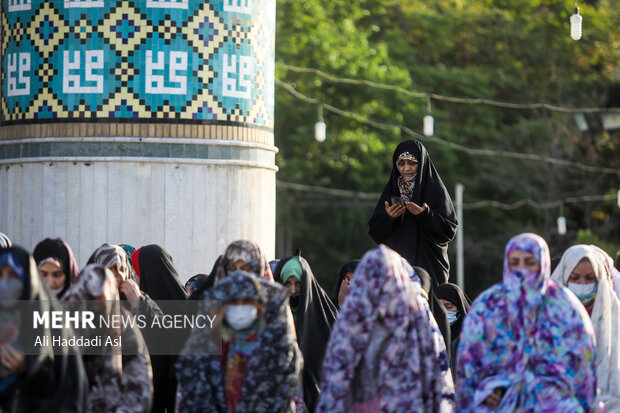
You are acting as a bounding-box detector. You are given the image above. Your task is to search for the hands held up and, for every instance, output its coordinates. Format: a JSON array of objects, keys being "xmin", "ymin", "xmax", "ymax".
[{"xmin": 384, "ymin": 201, "xmax": 428, "ymax": 220}]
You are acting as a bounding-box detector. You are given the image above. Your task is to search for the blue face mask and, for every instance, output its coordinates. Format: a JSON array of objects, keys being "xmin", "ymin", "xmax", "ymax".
[{"xmin": 446, "ymin": 310, "xmax": 458, "ymax": 325}]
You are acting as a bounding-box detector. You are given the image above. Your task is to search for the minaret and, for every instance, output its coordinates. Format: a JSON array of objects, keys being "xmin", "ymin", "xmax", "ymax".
[{"xmin": 0, "ymin": 0, "xmax": 276, "ymax": 279}]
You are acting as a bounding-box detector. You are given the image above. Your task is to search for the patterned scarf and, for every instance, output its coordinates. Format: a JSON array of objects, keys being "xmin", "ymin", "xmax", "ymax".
[
  {"xmin": 64, "ymin": 264, "xmax": 153, "ymax": 412},
  {"xmin": 176, "ymin": 271, "xmax": 302, "ymax": 412},
  {"xmin": 396, "ymin": 151, "xmax": 418, "ymax": 203},
  {"xmin": 397, "ymin": 175, "xmax": 415, "ymax": 203},
  {"xmin": 316, "ymin": 245, "xmax": 454, "ymax": 412},
  {"xmin": 216, "ymin": 240, "xmax": 274, "ymax": 282},
  {"xmin": 222, "ymin": 324, "xmax": 260, "ymax": 413},
  {"xmin": 456, "ymin": 234, "xmax": 598, "ymax": 412},
  {"xmin": 0, "ymin": 252, "xmax": 23, "ymax": 392},
  {"xmin": 88, "ymin": 244, "xmax": 130, "ymax": 282}
]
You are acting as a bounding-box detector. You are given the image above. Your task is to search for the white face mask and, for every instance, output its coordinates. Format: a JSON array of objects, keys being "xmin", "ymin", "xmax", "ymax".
[
  {"xmin": 225, "ymin": 304, "xmax": 257, "ymax": 331},
  {"xmin": 567, "ymin": 282, "xmax": 597, "ymax": 301},
  {"xmin": 0, "ymin": 278, "xmax": 24, "ymax": 308},
  {"xmin": 446, "ymin": 310, "xmax": 458, "ymax": 325}
]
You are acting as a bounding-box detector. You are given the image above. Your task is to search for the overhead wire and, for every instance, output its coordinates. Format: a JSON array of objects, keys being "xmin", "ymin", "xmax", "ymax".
[
  {"xmin": 277, "ymin": 62, "xmax": 620, "ymax": 114},
  {"xmin": 275, "ymin": 79, "xmax": 619, "ymax": 175},
  {"xmin": 277, "ymin": 180, "xmax": 618, "ymax": 210}
]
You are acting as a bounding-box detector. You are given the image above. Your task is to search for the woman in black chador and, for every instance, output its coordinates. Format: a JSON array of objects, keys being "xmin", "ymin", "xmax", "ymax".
[
  {"xmin": 273, "ymin": 253, "xmax": 338, "ymax": 412},
  {"xmin": 368, "ymin": 139, "xmax": 458, "ymax": 286}
]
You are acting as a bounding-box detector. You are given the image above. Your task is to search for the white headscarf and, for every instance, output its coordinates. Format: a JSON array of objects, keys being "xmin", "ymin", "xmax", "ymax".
[
  {"xmin": 591, "ymin": 245, "xmax": 620, "ymax": 301},
  {"xmin": 551, "ymin": 244, "xmax": 620, "ymax": 412}
]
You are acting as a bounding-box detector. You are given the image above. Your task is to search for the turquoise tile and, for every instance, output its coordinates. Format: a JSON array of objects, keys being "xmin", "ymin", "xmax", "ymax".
[
  {"xmin": 170, "ymin": 143, "xmax": 184, "ymax": 157},
  {"xmin": 194, "ymin": 144, "xmax": 209, "ymax": 159},
  {"xmin": 49, "ymin": 143, "xmax": 62, "ymax": 156},
  {"xmin": 142, "ymin": 143, "xmax": 161, "ymax": 157},
  {"xmin": 39, "ymin": 143, "xmax": 51, "ymax": 156},
  {"xmin": 208, "ymin": 146, "xmax": 222, "ymax": 159},
  {"xmin": 124, "ymin": 143, "xmax": 142, "ymax": 156},
  {"xmin": 219, "ymin": 146, "xmax": 231, "ymax": 159},
  {"xmin": 230, "ymin": 146, "xmax": 241, "ymax": 160},
  {"xmin": 28, "ymin": 143, "xmax": 40, "ymax": 157},
  {"xmin": 183, "ymin": 144, "xmax": 195, "ymax": 158}
]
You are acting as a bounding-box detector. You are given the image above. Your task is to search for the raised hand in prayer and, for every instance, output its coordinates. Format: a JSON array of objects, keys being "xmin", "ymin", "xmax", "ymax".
[
  {"xmin": 1, "ymin": 344, "xmax": 24, "ymax": 374},
  {"xmin": 406, "ymin": 202, "xmax": 429, "ymax": 216},
  {"xmin": 384, "ymin": 201, "xmax": 405, "ymax": 220},
  {"xmin": 120, "ymin": 278, "xmax": 141, "ymax": 310},
  {"xmin": 338, "ymin": 278, "xmax": 351, "ymax": 307}
]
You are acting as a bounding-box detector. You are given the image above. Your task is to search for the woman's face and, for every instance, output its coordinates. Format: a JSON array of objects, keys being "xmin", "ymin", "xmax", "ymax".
[
  {"xmin": 0, "ymin": 264, "xmax": 20, "ymax": 280},
  {"xmin": 439, "ymin": 298, "xmax": 457, "ymax": 312},
  {"xmin": 229, "ymin": 259, "xmax": 254, "ymax": 273},
  {"xmin": 508, "ymin": 249, "xmax": 541, "ymax": 274},
  {"xmin": 108, "ymin": 261, "xmax": 128, "ymax": 284},
  {"xmin": 343, "ymin": 271, "xmax": 354, "ymax": 284},
  {"xmin": 396, "ymin": 159, "xmax": 419, "ymax": 181},
  {"xmin": 284, "ymin": 277, "xmax": 301, "ymax": 297},
  {"xmin": 224, "ymin": 297, "xmax": 262, "ymax": 314},
  {"xmin": 39, "ymin": 260, "xmax": 66, "ymax": 290},
  {"xmin": 567, "ymin": 259, "xmax": 596, "ymax": 285}
]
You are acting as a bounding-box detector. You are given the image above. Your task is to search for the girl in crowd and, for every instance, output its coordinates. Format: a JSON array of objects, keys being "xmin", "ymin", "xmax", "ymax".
[
  {"xmin": 332, "ymin": 259, "xmax": 359, "ymax": 309},
  {"xmin": 435, "ymin": 282, "xmax": 471, "ymax": 370},
  {"xmin": 176, "ymin": 271, "xmax": 302, "ymax": 412},
  {"xmin": 64, "ymin": 264, "xmax": 152, "ymax": 413},
  {"xmin": 215, "ymin": 240, "xmax": 274, "ymax": 283},
  {"xmin": 88, "ymin": 244, "xmax": 163, "ymax": 320},
  {"xmin": 274, "ymin": 252, "xmax": 338, "ymax": 412},
  {"xmin": 0, "ymin": 246, "xmax": 87, "ymax": 412},
  {"xmin": 368, "ymin": 139, "xmax": 458, "ymax": 286},
  {"xmin": 316, "ymin": 245, "xmax": 454, "ymax": 412},
  {"xmin": 131, "ymin": 244, "xmax": 187, "ymax": 413},
  {"xmin": 189, "ymin": 240, "xmax": 273, "ymax": 300},
  {"xmin": 411, "ymin": 265, "xmax": 451, "ymax": 363},
  {"xmin": 185, "ymin": 273, "xmax": 208, "ymax": 295},
  {"xmin": 456, "ymin": 233, "xmax": 598, "ymax": 412},
  {"xmin": 33, "ymin": 237, "xmax": 80, "ymax": 299},
  {"xmin": 551, "ymin": 245, "xmax": 620, "ymax": 411}
]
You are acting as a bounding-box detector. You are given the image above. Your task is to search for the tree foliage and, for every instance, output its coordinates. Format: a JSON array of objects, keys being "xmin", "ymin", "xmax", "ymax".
[{"xmin": 274, "ymin": 0, "xmax": 620, "ymax": 297}]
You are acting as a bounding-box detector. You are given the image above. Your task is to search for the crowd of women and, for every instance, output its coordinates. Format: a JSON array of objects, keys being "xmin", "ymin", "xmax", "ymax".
[
  {"xmin": 0, "ymin": 139, "xmax": 619, "ymax": 412},
  {"xmin": 1, "ymin": 231, "xmax": 620, "ymax": 412}
]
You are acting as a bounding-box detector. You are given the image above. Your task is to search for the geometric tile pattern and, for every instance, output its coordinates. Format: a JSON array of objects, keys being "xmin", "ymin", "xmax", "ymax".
[{"xmin": 1, "ymin": 0, "xmax": 275, "ymax": 129}]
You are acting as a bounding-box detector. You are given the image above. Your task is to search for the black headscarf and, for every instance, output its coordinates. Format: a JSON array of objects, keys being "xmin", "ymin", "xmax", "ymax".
[
  {"xmin": 435, "ymin": 282, "xmax": 471, "ymax": 340},
  {"xmin": 0, "ymin": 246, "xmax": 87, "ymax": 413},
  {"xmin": 134, "ymin": 245, "xmax": 188, "ymax": 311},
  {"xmin": 133, "ymin": 244, "xmax": 187, "ymax": 413},
  {"xmin": 368, "ymin": 139, "xmax": 457, "ymax": 285},
  {"xmin": 412, "ymin": 265, "xmax": 451, "ymax": 363},
  {"xmin": 274, "ymin": 254, "xmax": 338, "ymax": 412},
  {"xmin": 188, "ymin": 255, "xmax": 222, "ymax": 300},
  {"xmin": 185, "ymin": 273, "xmax": 209, "ymax": 294},
  {"xmin": 33, "ymin": 237, "xmax": 80, "ymax": 298},
  {"xmin": 332, "ymin": 259, "xmax": 360, "ymax": 309}
]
